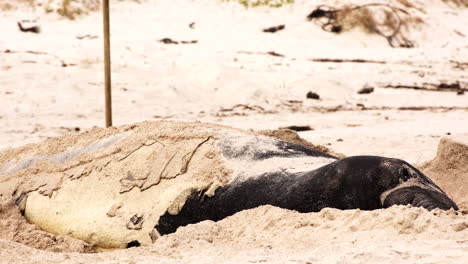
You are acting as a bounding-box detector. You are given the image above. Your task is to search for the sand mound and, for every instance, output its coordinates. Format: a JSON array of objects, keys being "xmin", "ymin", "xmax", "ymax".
[
  {"xmin": 420, "ymin": 136, "xmax": 468, "ymax": 209},
  {"xmin": 150, "ymin": 205, "xmax": 467, "ymax": 262},
  {"xmin": 0, "ymin": 201, "xmax": 93, "ymax": 253},
  {"xmin": 0, "ymin": 205, "xmax": 466, "ymax": 263}
]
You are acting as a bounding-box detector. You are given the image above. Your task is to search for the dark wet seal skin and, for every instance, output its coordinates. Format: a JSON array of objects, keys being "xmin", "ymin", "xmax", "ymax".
[
  {"xmin": 156, "ymin": 155, "xmax": 458, "ymax": 235},
  {"xmin": 126, "ymin": 240, "xmax": 141, "ymax": 248}
]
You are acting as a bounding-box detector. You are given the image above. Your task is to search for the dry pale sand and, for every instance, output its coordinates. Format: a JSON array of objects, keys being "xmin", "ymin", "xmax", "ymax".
[{"xmin": 0, "ymin": 0, "xmax": 467, "ymax": 263}]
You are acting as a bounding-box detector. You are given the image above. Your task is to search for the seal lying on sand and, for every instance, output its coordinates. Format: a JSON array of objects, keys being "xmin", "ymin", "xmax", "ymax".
[
  {"xmin": 157, "ymin": 142, "xmax": 458, "ymax": 235},
  {"xmin": 0, "ymin": 121, "xmax": 458, "ymax": 248}
]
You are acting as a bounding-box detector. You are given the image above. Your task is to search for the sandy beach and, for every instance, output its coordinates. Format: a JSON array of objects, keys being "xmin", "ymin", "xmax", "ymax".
[{"xmin": 0, "ymin": 0, "xmax": 467, "ymax": 263}]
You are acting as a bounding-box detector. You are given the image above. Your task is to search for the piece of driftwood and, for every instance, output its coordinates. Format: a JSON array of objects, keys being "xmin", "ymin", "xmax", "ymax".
[
  {"xmin": 267, "ymin": 51, "xmax": 284, "ymax": 57},
  {"xmin": 306, "ymin": 91, "xmax": 320, "ymax": 99},
  {"xmin": 238, "ymin": 51, "xmax": 285, "ymax": 57},
  {"xmin": 17, "ymin": 20, "xmax": 41, "ymax": 34},
  {"xmin": 159, "ymin": 38, "xmax": 198, "ymax": 45},
  {"xmin": 237, "ymin": 50, "xmax": 389, "ymax": 64},
  {"xmin": 76, "ymin": 34, "xmax": 98, "ymax": 40},
  {"xmin": 358, "ymin": 87, "xmax": 374, "ymax": 94},
  {"xmin": 2, "ymin": 49, "xmax": 75, "ymax": 67},
  {"xmin": 263, "ymin": 24, "xmax": 285, "ymax": 33},
  {"xmin": 218, "ymin": 104, "xmax": 265, "ymax": 112},
  {"xmin": 310, "ymin": 58, "xmax": 386, "ymax": 64},
  {"xmin": 450, "ymin": 60, "xmax": 468, "ymax": 71},
  {"xmin": 280, "ymin": 125, "xmax": 313, "ymax": 132},
  {"xmin": 382, "ymin": 82, "xmax": 467, "ymax": 93},
  {"xmin": 304, "ymin": 105, "xmax": 468, "ymax": 113},
  {"xmin": 306, "ymin": 3, "xmax": 413, "ymax": 48}
]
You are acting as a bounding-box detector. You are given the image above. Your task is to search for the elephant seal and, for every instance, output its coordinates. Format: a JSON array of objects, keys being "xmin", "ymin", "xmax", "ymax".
[
  {"xmin": 156, "ymin": 140, "xmax": 458, "ymax": 235},
  {"xmin": 0, "ymin": 121, "xmax": 458, "ymax": 248}
]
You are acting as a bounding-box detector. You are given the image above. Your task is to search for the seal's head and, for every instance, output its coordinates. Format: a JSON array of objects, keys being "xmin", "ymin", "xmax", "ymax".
[
  {"xmin": 318, "ymin": 156, "xmax": 458, "ymax": 211},
  {"xmin": 378, "ymin": 159, "xmax": 458, "ymax": 210}
]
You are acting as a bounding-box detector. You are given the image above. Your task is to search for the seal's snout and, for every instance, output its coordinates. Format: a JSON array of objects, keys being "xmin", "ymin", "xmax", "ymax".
[{"xmin": 383, "ymin": 186, "xmax": 458, "ymax": 211}]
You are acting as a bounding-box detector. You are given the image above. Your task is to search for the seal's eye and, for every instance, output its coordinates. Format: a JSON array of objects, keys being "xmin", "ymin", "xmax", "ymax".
[{"xmin": 400, "ymin": 167, "xmax": 411, "ymax": 181}]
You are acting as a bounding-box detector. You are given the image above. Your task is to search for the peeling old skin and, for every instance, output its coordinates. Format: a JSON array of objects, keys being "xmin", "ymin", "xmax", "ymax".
[{"xmin": 0, "ymin": 121, "xmax": 234, "ymax": 248}]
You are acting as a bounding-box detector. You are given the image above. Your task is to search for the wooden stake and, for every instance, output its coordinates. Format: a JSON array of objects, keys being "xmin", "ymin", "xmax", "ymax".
[{"xmin": 103, "ymin": 0, "xmax": 112, "ymax": 127}]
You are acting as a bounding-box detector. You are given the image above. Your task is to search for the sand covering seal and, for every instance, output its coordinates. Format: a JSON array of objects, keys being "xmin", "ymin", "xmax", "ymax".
[
  {"xmin": 0, "ymin": 120, "xmax": 337, "ymax": 249},
  {"xmin": 0, "ymin": 121, "xmax": 243, "ymax": 248}
]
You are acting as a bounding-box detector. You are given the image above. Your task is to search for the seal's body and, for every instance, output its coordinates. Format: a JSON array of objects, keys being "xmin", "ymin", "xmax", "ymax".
[{"xmin": 157, "ymin": 139, "xmax": 458, "ymax": 235}]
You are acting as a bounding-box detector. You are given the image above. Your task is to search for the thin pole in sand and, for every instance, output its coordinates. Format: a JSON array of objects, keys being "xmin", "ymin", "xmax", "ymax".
[{"xmin": 103, "ymin": 0, "xmax": 112, "ymax": 127}]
